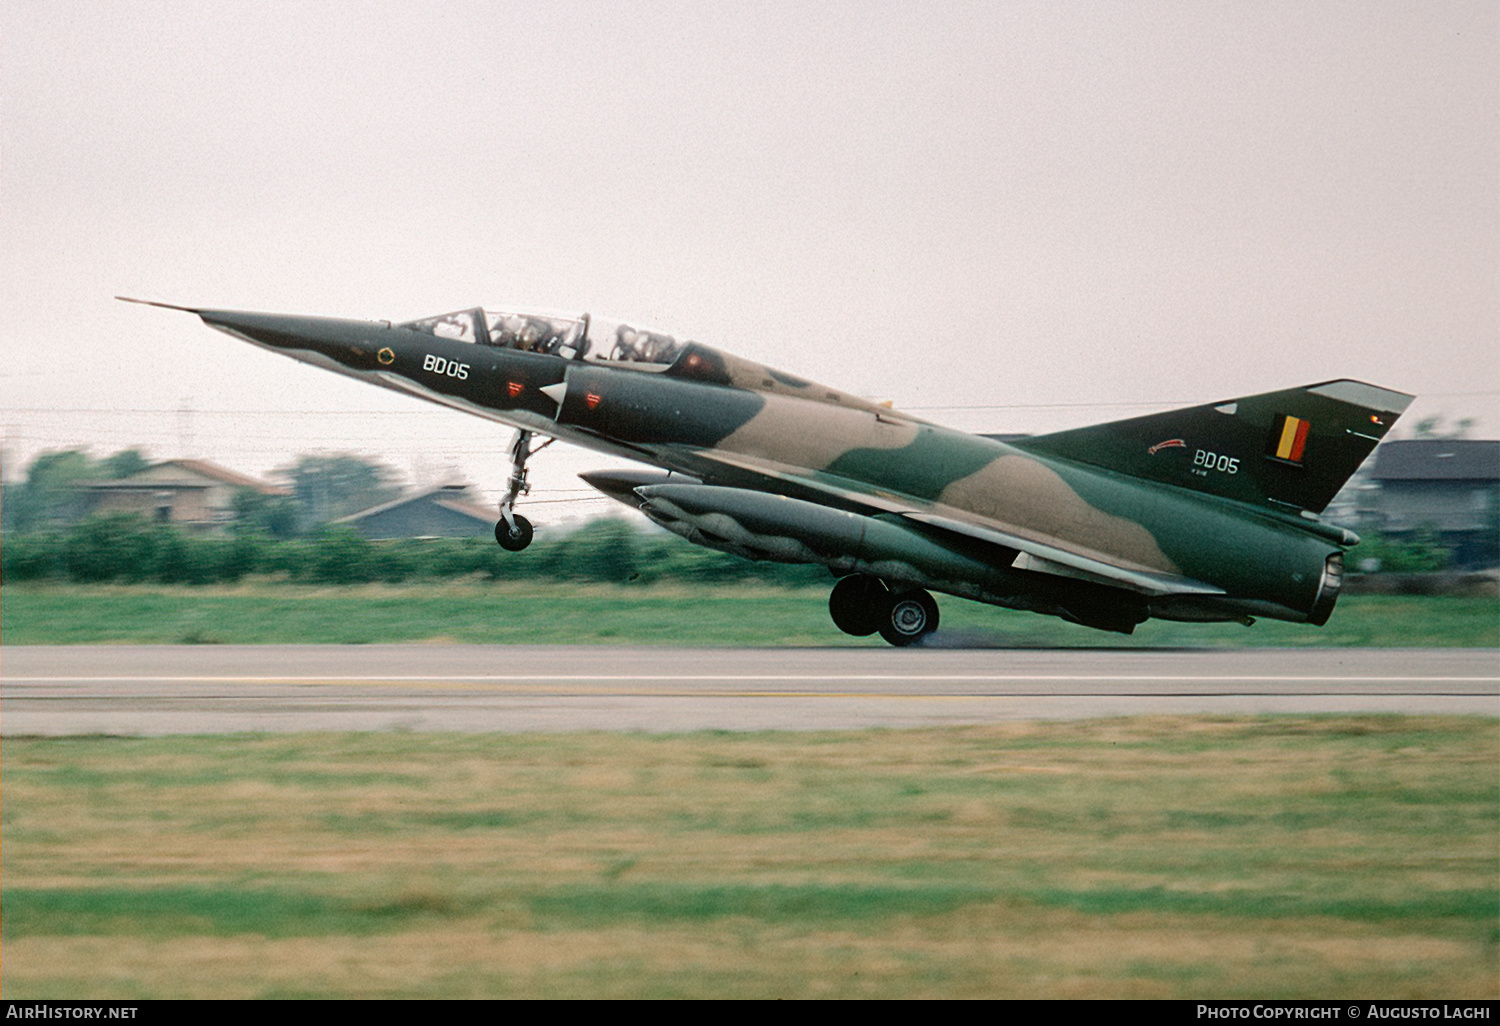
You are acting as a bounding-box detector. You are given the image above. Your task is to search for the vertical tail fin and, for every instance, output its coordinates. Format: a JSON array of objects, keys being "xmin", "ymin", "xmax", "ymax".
[{"xmin": 1011, "ymin": 380, "xmax": 1414, "ymax": 514}]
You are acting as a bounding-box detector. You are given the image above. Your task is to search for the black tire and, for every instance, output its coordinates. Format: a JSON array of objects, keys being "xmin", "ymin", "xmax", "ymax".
[
  {"xmin": 878, "ymin": 588, "xmax": 939, "ymax": 647},
  {"xmin": 495, "ymin": 514, "xmax": 534, "ymax": 551},
  {"xmin": 828, "ymin": 574, "xmax": 887, "ymax": 636}
]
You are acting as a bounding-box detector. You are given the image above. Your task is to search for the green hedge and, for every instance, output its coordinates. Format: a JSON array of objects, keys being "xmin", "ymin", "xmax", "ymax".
[
  {"xmin": 4, "ymin": 514, "xmax": 1464, "ymax": 588},
  {"xmin": 1, "ymin": 515, "xmax": 829, "ymax": 588}
]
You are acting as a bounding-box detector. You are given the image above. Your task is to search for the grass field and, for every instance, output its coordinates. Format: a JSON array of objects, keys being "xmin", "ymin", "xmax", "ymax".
[
  {"xmin": 2, "ymin": 718, "xmax": 1496, "ymax": 998},
  {"xmin": 3, "ymin": 582, "xmax": 1497, "ymax": 647}
]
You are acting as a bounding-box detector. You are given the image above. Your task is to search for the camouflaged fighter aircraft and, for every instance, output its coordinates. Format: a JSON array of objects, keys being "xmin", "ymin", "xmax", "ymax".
[{"xmin": 121, "ymin": 297, "xmax": 1413, "ymax": 645}]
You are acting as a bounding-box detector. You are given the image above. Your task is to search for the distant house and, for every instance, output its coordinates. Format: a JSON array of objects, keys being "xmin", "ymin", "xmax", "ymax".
[
  {"xmin": 333, "ymin": 484, "xmax": 497, "ymax": 540},
  {"xmin": 1365, "ymin": 439, "xmax": 1499, "ymax": 568},
  {"xmin": 82, "ymin": 458, "xmax": 289, "ymax": 532}
]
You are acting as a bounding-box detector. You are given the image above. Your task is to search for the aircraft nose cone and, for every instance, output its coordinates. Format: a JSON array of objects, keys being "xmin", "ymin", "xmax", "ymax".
[
  {"xmin": 198, "ymin": 310, "xmax": 333, "ymax": 348},
  {"xmin": 197, "ymin": 309, "xmax": 388, "ymax": 371}
]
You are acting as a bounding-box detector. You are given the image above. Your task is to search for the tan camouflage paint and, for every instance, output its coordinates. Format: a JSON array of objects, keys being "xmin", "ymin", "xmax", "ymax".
[
  {"xmin": 713, "ymin": 393, "xmax": 921, "ymax": 473},
  {"xmin": 937, "ymin": 454, "xmax": 1181, "ymax": 574}
]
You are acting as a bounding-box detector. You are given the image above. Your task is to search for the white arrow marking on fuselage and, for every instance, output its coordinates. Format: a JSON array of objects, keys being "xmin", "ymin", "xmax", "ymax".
[{"xmin": 540, "ymin": 378, "xmax": 567, "ymax": 416}]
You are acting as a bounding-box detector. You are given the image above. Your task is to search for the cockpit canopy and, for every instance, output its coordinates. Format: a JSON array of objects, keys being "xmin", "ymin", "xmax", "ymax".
[
  {"xmin": 399, "ymin": 308, "xmax": 591, "ymax": 359},
  {"xmin": 397, "ymin": 307, "xmax": 686, "ymax": 368},
  {"xmin": 397, "ymin": 304, "xmax": 892, "ymax": 414},
  {"xmin": 606, "ymin": 324, "xmax": 683, "ymax": 365}
]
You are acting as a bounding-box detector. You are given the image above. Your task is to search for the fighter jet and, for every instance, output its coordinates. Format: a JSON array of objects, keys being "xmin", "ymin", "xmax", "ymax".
[{"xmin": 121, "ymin": 297, "xmax": 1412, "ymax": 645}]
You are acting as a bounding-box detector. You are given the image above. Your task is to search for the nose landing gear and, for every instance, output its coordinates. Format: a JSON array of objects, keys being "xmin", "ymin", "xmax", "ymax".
[
  {"xmin": 829, "ymin": 574, "xmax": 939, "ymax": 647},
  {"xmin": 495, "ymin": 429, "xmax": 552, "ymax": 552}
]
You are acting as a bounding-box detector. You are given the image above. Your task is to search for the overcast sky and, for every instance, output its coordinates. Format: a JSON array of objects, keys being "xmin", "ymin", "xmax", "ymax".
[{"xmin": 3, "ymin": 1, "xmax": 1495, "ymax": 517}]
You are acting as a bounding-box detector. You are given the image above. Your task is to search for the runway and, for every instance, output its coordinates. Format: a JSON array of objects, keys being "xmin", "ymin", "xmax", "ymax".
[{"xmin": 3, "ymin": 645, "xmax": 1495, "ymax": 735}]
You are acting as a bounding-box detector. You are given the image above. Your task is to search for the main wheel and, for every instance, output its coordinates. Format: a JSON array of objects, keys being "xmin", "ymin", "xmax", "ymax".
[
  {"xmin": 829, "ymin": 574, "xmax": 888, "ymax": 636},
  {"xmin": 495, "ymin": 513, "xmax": 534, "ymax": 551},
  {"xmin": 878, "ymin": 588, "xmax": 939, "ymax": 647}
]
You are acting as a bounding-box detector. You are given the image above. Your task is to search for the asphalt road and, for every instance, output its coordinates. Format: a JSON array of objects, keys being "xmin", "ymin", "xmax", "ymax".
[{"xmin": 2, "ymin": 645, "xmax": 1495, "ymax": 735}]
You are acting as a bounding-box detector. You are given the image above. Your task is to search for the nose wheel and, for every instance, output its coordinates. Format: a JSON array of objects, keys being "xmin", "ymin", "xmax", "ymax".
[
  {"xmin": 495, "ymin": 513, "xmax": 533, "ymax": 551},
  {"xmin": 829, "ymin": 574, "xmax": 939, "ymax": 646},
  {"xmin": 494, "ymin": 429, "xmax": 552, "ymax": 552}
]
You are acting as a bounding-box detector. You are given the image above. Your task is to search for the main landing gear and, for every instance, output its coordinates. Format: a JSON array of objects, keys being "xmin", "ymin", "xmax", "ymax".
[
  {"xmin": 829, "ymin": 573, "xmax": 940, "ymax": 647},
  {"xmin": 494, "ymin": 429, "xmax": 552, "ymax": 552}
]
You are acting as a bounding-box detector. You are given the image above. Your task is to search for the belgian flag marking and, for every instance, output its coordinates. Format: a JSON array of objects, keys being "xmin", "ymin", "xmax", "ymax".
[{"xmin": 1272, "ymin": 414, "xmax": 1311, "ymax": 462}]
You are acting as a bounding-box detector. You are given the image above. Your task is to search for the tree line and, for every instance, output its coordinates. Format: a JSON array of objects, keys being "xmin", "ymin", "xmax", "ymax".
[
  {"xmin": 2, "ymin": 448, "xmax": 401, "ymax": 538},
  {"xmin": 0, "ymin": 446, "xmax": 1463, "ymax": 585},
  {"xmin": 0, "ymin": 447, "xmax": 831, "ymax": 586}
]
